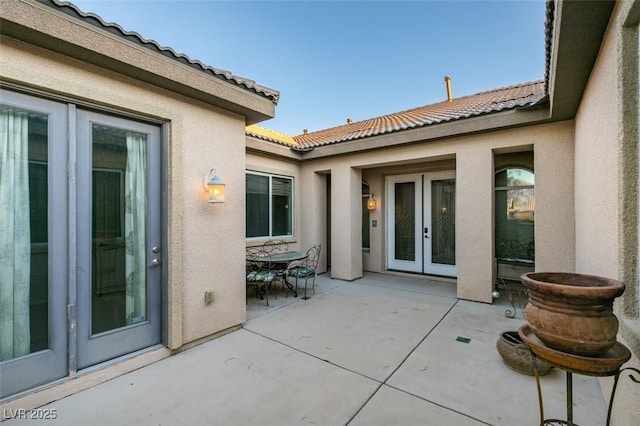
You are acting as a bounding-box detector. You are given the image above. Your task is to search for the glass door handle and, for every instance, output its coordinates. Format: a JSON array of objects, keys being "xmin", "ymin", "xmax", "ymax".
[
  {"xmin": 150, "ymin": 259, "xmax": 160, "ymax": 267},
  {"xmin": 424, "ymin": 227, "xmax": 430, "ymax": 239}
]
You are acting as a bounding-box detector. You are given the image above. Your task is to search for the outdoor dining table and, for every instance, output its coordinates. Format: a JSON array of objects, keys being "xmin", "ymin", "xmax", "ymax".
[
  {"xmin": 268, "ymin": 251, "xmax": 308, "ymax": 297},
  {"xmin": 246, "ymin": 250, "xmax": 308, "ymax": 298}
]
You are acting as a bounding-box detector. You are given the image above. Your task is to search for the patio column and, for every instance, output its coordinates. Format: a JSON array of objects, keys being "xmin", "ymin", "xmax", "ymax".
[
  {"xmin": 535, "ymin": 135, "xmax": 575, "ymax": 273},
  {"xmin": 298, "ymin": 169, "xmax": 328, "ymax": 274},
  {"xmin": 457, "ymin": 148, "xmax": 493, "ymax": 303},
  {"xmin": 330, "ymin": 165, "xmax": 363, "ymax": 281}
]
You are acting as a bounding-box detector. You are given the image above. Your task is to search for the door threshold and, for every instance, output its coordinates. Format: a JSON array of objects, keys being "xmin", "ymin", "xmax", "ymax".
[
  {"xmin": 384, "ymin": 269, "xmax": 457, "ymax": 284},
  {"xmin": 0, "ymin": 345, "xmax": 170, "ymax": 411}
]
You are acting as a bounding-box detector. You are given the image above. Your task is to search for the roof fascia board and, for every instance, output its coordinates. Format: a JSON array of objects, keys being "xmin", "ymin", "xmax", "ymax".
[
  {"xmin": 548, "ymin": 0, "xmax": 615, "ymax": 121},
  {"xmin": 294, "ymin": 107, "xmax": 552, "ymax": 160},
  {"xmin": 246, "ymin": 136, "xmax": 302, "ymax": 161},
  {"xmin": 1, "ymin": 0, "xmax": 275, "ymax": 124}
]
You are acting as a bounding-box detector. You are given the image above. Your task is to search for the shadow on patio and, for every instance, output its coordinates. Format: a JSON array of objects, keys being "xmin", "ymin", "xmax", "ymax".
[{"xmin": 3, "ymin": 272, "xmax": 607, "ymax": 425}]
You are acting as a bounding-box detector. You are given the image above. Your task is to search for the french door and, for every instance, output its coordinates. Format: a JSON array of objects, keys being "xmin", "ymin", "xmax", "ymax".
[
  {"xmin": 0, "ymin": 91, "xmax": 68, "ymax": 397},
  {"xmin": 386, "ymin": 172, "xmax": 457, "ymax": 277},
  {"xmin": 0, "ymin": 90, "xmax": 162, "ymax": 397},
  {"xmin": 76, "ymin": 111, "xmax": 162, "ymax": 369}
]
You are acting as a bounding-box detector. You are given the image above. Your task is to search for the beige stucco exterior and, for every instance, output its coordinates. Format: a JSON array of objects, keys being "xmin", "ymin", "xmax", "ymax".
[
  {"xmin": 573, "ymin": 1, "xmax": 640, "ymax": 423},
  {"xmin": 0, "ymin": 1, "xmax": 274, "ymax": 353},
  {"xmin": 240, "ymin": 4, "xmax": 640, "ymax": 421},
  {"xmin": 283, "ymin": 121, "xmax": 574, "ymax": 303},
  {"xmin": 574, "ymin": 11, "xmax": 621, "ymax": 280},
  {"xmin": 2, "ymin": 0, "xmax": 639, "ymax": 421}
]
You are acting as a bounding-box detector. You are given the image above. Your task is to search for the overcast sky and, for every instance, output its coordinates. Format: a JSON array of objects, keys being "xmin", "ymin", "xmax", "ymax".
[{"xmin": 70, "ymin": 0, "xmax": 546, "ymax": 136}]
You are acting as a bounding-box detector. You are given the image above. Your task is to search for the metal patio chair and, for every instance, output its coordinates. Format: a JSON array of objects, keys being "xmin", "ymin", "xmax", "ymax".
[
  {"xmin": 246, "ymin": 247, "xmax": 278, "ymax": 306},
  {"xmin": 263, "ymin": 239, "xmax": 290, "ymax": 296},
  {"xmin": 285, "ymin": 244, "xmax": 321, "ymax": 300}
]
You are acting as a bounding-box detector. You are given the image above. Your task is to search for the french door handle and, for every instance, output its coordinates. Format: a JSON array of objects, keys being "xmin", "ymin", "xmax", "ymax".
[{"xmin": 150, "ymin": 258, "xmax": 161, "ymax": 267}]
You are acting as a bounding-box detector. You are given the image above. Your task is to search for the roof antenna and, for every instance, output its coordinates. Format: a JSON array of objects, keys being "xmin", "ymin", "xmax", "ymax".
[{"xmin": 445, "ymin": 75, "xmax": 453, "ymax": 102}]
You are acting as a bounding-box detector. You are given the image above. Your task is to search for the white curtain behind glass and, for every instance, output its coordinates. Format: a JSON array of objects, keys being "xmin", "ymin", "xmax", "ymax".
[
  {"xmin": 0, "ymin": 108, "xmax": 31, "ymax": 361},
  {"xmin": 124, "ymin": 132, "xmax": 146, "ymax": 325}
]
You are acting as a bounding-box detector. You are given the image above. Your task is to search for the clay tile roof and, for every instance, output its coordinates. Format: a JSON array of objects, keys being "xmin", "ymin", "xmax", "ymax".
[
  {"xmin": 46, "ymin": 0, "xmax": 279, "ymax": 104},
  {"xmin": 246, "ymin": 125, "xmax": 297, "ymax": 146},
  {"xmin": 291, "ymin": 80, "xmax": 546, "ymax": 148}
]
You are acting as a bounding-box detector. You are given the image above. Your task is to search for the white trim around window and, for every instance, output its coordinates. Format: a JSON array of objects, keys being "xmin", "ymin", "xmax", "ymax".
[{"xmin": 245, "ymin": 170, "xmax": 294, "ymax": 239}]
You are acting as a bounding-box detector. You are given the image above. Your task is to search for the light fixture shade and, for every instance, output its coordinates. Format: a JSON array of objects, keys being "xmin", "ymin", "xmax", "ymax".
[
  {"xmin": 367, "ymin": 193, "xmax": 376, "ymax": 210},
  {"xmin": 205, "ymin": 169, "xmax": 226, "ymax": 203}
]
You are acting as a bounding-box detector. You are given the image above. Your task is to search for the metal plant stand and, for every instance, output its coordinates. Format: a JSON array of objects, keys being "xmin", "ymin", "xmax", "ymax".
[{"xmin": 519, "ymin": 325, "xmax": 639, "ymax": 426}]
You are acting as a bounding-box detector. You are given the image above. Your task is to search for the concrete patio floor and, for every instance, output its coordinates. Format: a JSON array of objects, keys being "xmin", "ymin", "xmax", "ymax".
[{"xmin": 2, "ymin": 272, "xmax": 608, "ymax": 425}]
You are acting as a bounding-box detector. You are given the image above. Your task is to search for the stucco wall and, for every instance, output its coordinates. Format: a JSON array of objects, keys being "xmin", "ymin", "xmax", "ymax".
[
  {"xmin": 298, "ymin": 120, "xmax": 575, "ymax": 303},
  {"xmin": 575, "ymin": 1, "xmax": 640, "ymax": 424},
  {"xmin": 534, "ymin": 123, "xmax": 576, "ymax": 273},
  {"xmin": 0, "ymin": 36, "xmax": 248, "ymax": 349},
  {"xmin": 574, "ymin": 19, "xmax": 620, "ymax": 280}
]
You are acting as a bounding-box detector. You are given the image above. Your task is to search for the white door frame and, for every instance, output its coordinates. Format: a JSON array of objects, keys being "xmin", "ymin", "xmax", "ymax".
[
  {"xmin": 423, "ymin": 171, "xmax": 457, "ymax": 276},
  {"xmin": 386, "ymin": 171, "xmax": 457, "ymax": 277},
  {"xmin": 387, "ymin": 173, "xmax": 423, "ymax": 272}
]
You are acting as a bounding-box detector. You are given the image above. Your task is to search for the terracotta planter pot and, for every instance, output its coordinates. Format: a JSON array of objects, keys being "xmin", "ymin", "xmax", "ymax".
[
  {"xmin": 521, "ymin": 272, "xmax": 625, "ymax": 356},
  {"xmin": 496, "ymin": 331, "xmax": 552, "ymax": 376}
]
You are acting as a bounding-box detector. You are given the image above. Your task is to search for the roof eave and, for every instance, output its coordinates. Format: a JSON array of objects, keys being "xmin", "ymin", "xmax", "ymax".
[
  {"xmin": 249, "ymin": 105, "xmax": 551, "ymax": 161},
  {"xmin": 308, "ymin": 107, "xmax": 550, "ymax": 160},
  {"xmin": 246, "ymin": 135, "xmax": 302, "ymax": 161},
  {"xmin": 1, "ymin": 0, "xmax": 276, "ymax": 124},
  {"xmin": 547, "ymin": 0, "xmax": 615, "ymax": 121}
]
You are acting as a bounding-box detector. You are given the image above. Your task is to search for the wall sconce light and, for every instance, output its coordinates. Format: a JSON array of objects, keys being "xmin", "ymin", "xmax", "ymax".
[
  {"xmin": 204, "ymin": 168, "xmax": 226, "ymax": 203},
  {"xmin": 367, "ymin": 193, "xmax": 377, "ymax": 210}
]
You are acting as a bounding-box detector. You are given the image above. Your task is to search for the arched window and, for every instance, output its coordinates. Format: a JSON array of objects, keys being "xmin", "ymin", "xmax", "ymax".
[{"xmin": 495, "ymin": 168, "xmax": 535, "ymax": 261}]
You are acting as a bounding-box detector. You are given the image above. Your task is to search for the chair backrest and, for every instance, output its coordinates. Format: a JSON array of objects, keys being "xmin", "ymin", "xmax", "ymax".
[
  {"xmin": 263, "ymin": 239, "xmax": 289, "ymax": 255},
  {"xmin": 305, "ymin": 244, "xmax": 321, "ymax": 269},
  {"xmin": 246, "ymin": 247, "xmax": 272, "ymax": 272}
]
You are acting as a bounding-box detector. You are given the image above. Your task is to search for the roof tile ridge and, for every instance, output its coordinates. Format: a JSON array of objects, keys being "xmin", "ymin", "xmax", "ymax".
[
  {"xmin": 246, "ymin": 125, "xmax": 297, "ymax": 145},
  {"xmin": 246, "ymin": 124, "xmax": 294, "ymax": 138},
  {"xmin": 315, "ymin": 79, "xmax": 545, "ymax": 134},
  {"xmin": 47, "ymin": 0, "xmax": 280, "ymax": 103},
  {"xmin": 471, "ymin": 79, "xmax": 545, "ymax": 97},
  {"xmin": 293, "ymin": 79, "xmax": 546, "ymax": 142},
  {"xmin": 293, "ymin": 115, "xmax": 381, "ymax": 137}
]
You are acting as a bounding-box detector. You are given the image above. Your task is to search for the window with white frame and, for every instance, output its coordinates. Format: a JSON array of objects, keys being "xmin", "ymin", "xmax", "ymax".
[{"xmin": 246, "ymin": 171, "xmax": 293, "ymax": 238}]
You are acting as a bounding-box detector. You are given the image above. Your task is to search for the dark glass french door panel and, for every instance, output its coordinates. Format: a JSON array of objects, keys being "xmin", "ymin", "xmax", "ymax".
[
  {"xmin": 0, "ymin": 91, "xmax": 67, "ymax": 398},
  {"xmin": 76, "ymin": 110, "xmax": 161, "ymax": 369},
  {"xmin": 394, "ymin": 182, "xmax": 416, "ymax": 261},
  {"xmin": 431, "ymin": 179, "xmax": 456, "ymax": 265}
]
